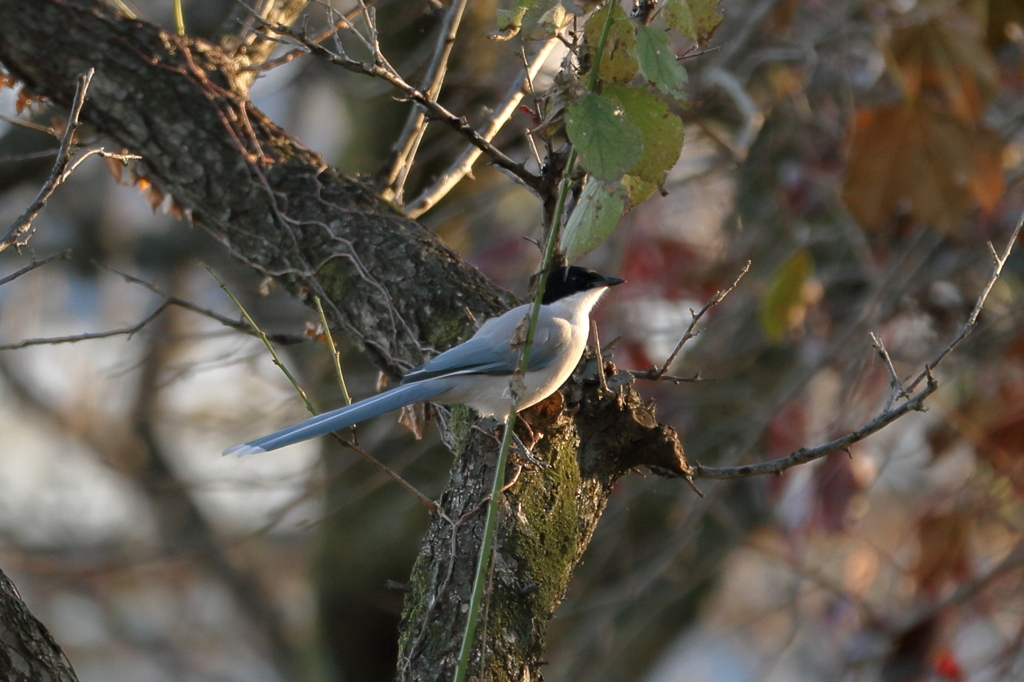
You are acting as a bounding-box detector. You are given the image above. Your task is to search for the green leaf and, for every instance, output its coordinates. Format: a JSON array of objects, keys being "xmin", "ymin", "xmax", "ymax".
[
  {"xmin": 760, "ymin": 250, "xmax": 813, "ymax": 343},
  {"xmin": 561, "ymin": 180, "xmax": 626, "ymax": 262},
  {"xmin": 635, "ymin": 24, "xmax": 688, "ymax": 100},
  {"xmin": 662, "ymin": 0, "xmax": 723, "ymax": 41},
  {"xmin": 565, "ymin": 92, "xmax": 643, "ymax": 182},
  {"xmin": 584, "ymin": 3, "xmax": 639, "ymax": 83},
  {"xmin": 521, "ymin": 0, "xmax": 568, "ymax": 39},
  {"xmin": 603, "ymin": 84, "xmax": 683, "ymax": 200},
  {"xmin": 496, "ymin": 0, "xmax": 534, "ymax": 32}
]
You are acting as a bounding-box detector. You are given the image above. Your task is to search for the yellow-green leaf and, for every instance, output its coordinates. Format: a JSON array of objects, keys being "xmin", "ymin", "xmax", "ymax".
[
  {"xmin": 496, "ymin": 0, "xmax": 534, "ymax": 32},
  {"xmin": 603, "ymin": 84, "xmax": 684, "ymax": 195},
  {"xmin": 521, "ymin": 0, "xmax": 568, "ymax": 39},
  {"xmin": 584, "ymin": 3, "xmax": 639, "ymax": 83},
  {"xmin": 622, "ymin": 173, "xmax": 657, "ymax": 206},
  {"xmin": 760, "ymin": 250, "xmax": 813, "ymax": 344},
  {"xmin": 662, "ymin": 0, "xmax": 723, "ymax": 41}
]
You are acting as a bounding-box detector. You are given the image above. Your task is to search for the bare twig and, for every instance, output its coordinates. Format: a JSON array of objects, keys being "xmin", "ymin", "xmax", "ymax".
[
  {"xmin": 0, "ymin": 115, "xmax": 57, "ymax": 134},
  {"xmin": 104, "ymin": 265, "xmax": 308, "ymax": 344},
  {"xmin": 314, "ymin": 296, "xmax": 354, "ymax": 408},
  {"xmin": 237, "ymin": 4, "xmax": 364, "ymax": 74},
  {"xmin": 381, "ymin": 0, "xmax": 470, "ymax": 203},
  {"xmin": 905, "ymin": 213, "xmax": 1024, "ymax": 393},
  {"xmin": 869, "ymin": 331, "xmax": 903, "ymax": 412},
  {"xmin": 406, "ymin": 37, "xmax": 560, "ymax": 218},
  {"xmin": 0, "ymin": 69, "xmax": 94, "ymax": 254},
  {"xmin": 0, "ymin": 249, "xmax": 70, "ymax": 286},
  {"xmin": 331, "ymin": 433, "xmax": 436, "ymax": 513},
  {"xmin": 109, "ymin": 0, "xmax": 137, "ymax": 19},
  {"xmin": 253, "ymin": 16, "xmax": 542, "ymax": 194},
  {"xmin": 632, "ymin": 260, "xmax": 750, "ymax": 380},
  {"xmin": 692, "ymin": 369, "xmax": 938, "ymax": 479},
  {"xmin": 591, "ymin": 318, "xmax": 609, "ymax": 397},
  {"xmin": 0, "ymin": 149, "xmax": 59, "ymax": 164},
  {"xmin": 629, "ymin": 370, "xmax": 706, "ymax": 383},
  {"xmin": 693, "ymin": 214, "xmax": 1024, "ymax": 480},
  {"xmin": 0, "ymin": 301, "xmax": 172, "ymax": 351},
  {"xmin": 207, "ymin": 265, "xmax": 316, "ymax": 411}
]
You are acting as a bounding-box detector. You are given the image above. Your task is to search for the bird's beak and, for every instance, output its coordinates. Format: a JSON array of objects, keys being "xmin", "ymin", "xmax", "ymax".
[{"xmin": 598, "ymin": 275, "xmax": 625, "ymax": 288}]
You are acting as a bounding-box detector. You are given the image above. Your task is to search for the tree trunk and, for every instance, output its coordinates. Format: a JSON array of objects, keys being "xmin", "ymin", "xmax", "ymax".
[
  {"xmin": 0, "ymin": 567, "xmax": 79, "ymax": 682},
  {"xmin": 0, "ymin": 2, "xmax": 689, "ymax": 679}
]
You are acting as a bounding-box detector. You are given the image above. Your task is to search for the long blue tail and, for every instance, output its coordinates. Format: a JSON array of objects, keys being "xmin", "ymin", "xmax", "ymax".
[{"xmin": 223, "ymin": 379, "xmax": 452, "ymax": 457}]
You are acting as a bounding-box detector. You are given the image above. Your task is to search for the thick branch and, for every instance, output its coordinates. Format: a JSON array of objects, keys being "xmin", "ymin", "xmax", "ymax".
[
  {"xmin": 0, "ymin": 0, "xmax": 514, "ymax": 380},
  {"xmin": 0, "ymin": 566, "xmax": 80, "ymax": 682}
]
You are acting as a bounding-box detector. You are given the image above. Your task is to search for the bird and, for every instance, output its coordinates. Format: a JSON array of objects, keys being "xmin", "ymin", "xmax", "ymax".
[{"xmin": 223, "ymin": 266, "xmax": 624, "ymax": 457}]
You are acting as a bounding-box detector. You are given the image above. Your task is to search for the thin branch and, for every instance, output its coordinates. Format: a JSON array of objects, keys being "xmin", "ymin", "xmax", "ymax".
[
  {"xmin": 629, "ymin": 370, "xmax": 707, "ymax": 383},
  {"xmin": 102, "ymin": 265, "xmax": 305, "ymax": 341},
  {"xmin": 406, "ymin": 37, "xmax": 560, "ymax": 218},
  {"xmin": 0, "ymin": 69, "xmax": 94, "ymax": 254},
  {"xmin": 0, "ymin": 149, "xmax": 59, "ymax": 164},
  {"xmin": 905, "ymin": 213, "xmax": 1024, "ymax": 393},
  {"xmin": 692, "ymin": 369, "xmax": 938, "ymax": 479},
  {"xmin": 591, "ymin": 318, "xmax": 609, "ymax": 397},
  {"xmin": 632, "ymin": 260, "xmax": 750, "ymax": 380},
  {"xmin": 0, "ymin": 114, "xmax": 58, "ymax": 134},
  {"xmin": 693, "ymin": 214, "xmax": 1024, "ymax": 480},
  {"xmin": 0, "ymin": 249, "xmax": 70, "ymax": 286},
  {"xmin": 381, "ymin": 0, "xmax": 470, "ymax": 203},
  {"xmin": 869, "ymin": 331, "xmax": 903, "ymax": 412},
  {"xmin": 313, "ymin": 296, "xmax": 354, "ymax": 408},
  {"xmin": 237, "ymin": 4, "xmax": 364, "ymax": 74},
  {"xmin": 173, "ymin": 0, "xmax": 185, "ymax": 35},
  {"xmin": 330, "ymin": 432, "xmax": 436, "ymax": 513},
  {"xmin": 254, "ymin": 16, "xmax": 543, "ymax": 194},
  {"xmin": 0, "ymin": 301, "xmax": 172, "ymax": 351},
  {"xmin": 207, "ymin": 265, "xmax": 316, "ymax": 411},
  {"xmin": 0, "ymin": 267, "xmax": 314, "ymax": 352}
]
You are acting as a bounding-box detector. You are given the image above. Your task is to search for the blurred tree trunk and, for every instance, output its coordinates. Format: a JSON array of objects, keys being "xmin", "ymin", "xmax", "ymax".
[
  {"xmin": 0, "ymin": 567, "xmax": 79, "ymax": 682},
  {"xmin": 0, "ymin": 2, "xmax": 689, "ymax": 679}
]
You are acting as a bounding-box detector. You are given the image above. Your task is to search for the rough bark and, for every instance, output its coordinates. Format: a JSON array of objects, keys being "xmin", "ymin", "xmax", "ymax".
[
  {"xmin": 0, "ymin": 567, "xmax": 79, "ymax": 682},
  {"xmin": 0, "ymin": 2, "xmax": 690, "ymax": 679}
]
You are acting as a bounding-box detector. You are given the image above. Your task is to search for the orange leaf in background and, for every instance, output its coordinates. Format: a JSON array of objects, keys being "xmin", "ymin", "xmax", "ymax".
[
  {"xmin": 0, "ymin": 73, "xmax": 17, "ymax": 90},
  {"xmin": 104, "ymin": 155, "xmax": 124, "ymax": 184},
  {"xmin": 915, "ymin": 512, "xmax": 972, "ymax": 596},
  {"xmin": 891, "ymin": 6, "xmax": 998, "ymax": 123},
  {"xmin": 843, "ymin": 102, "xmax": 1004, "ymax": 233},
  {"xmin": 976, "ymin": 376, "xmax": 1024, "ymax": 494},
  {"xmin": 144, "ymin": 184, "xmax": 163, "ymax": 212},
  {"xmin": 15, "ymin": 88, "xmax": 34, "ymax": 113}
]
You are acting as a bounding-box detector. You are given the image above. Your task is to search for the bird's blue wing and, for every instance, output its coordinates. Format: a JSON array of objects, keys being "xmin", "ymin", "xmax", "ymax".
[{"xmin": 402, "ymin": 308, "xmax": 570, "ymax": 384}]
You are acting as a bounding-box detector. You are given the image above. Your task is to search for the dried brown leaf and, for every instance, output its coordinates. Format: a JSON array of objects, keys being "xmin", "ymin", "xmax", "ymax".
[{"xmin": 843, "ymin": 103, "xmax": 1004, "ymax": 233}]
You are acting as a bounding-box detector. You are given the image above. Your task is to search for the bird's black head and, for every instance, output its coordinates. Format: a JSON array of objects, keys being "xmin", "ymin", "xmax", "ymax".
[{"xmin": 541, "ymin": 266, "xmax": 625, "ymax": 304}]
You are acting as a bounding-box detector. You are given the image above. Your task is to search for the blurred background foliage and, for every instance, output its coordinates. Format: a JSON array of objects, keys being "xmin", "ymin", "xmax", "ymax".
[{"xmin": 3, "ymin": 0, "xmax": 1024, "ymax": 681}]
